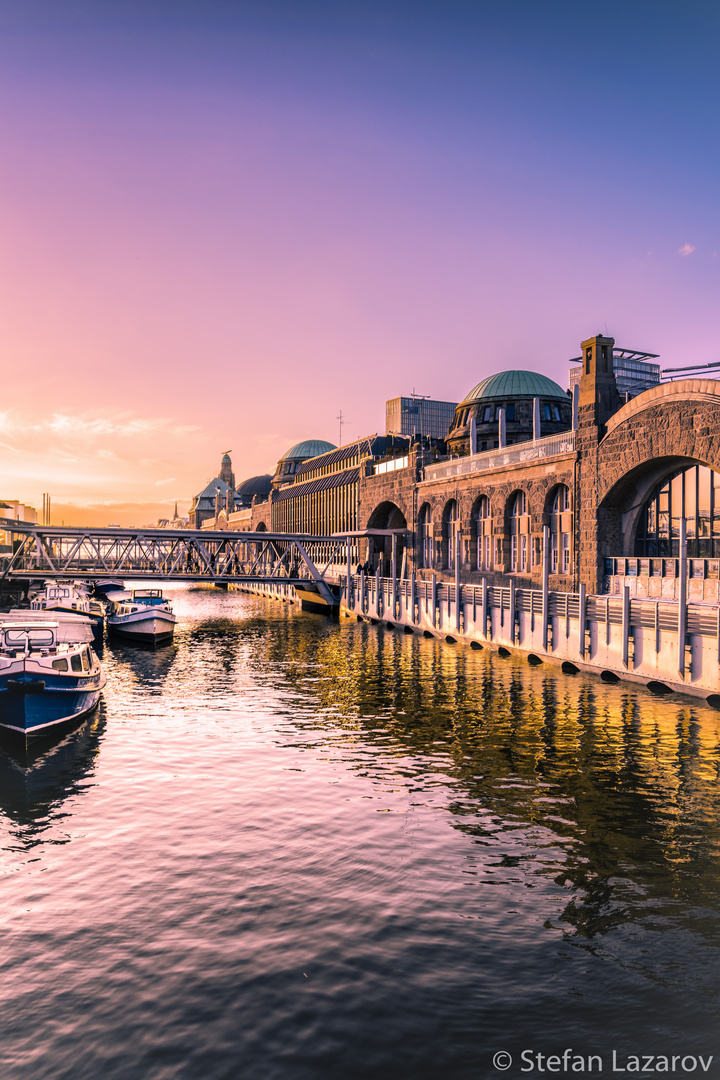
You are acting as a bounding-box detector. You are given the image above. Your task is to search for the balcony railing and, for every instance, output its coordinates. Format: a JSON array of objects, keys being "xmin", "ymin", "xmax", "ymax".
[
  {"xmin": 373, "ymin": 455, "xmax": 409, "ymax": 475},
  {"xmin": 423, "ymin": 430, "xmax": 576, "ymax": 482}
]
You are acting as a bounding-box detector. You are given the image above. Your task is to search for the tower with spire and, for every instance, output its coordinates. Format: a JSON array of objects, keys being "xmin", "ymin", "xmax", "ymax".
[{"xmin": 219, "ymin": 450, "xmax": 235, "ymax": 489}]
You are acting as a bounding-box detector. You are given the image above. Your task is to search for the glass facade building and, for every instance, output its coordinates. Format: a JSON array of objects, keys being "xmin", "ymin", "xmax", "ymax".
[{"xmin": 386, "ymin": 397, "xmax": 458, "ymax": 440}]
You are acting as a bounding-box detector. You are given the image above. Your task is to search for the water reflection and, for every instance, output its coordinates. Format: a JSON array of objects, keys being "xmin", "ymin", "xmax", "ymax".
[
  {"xmin": 254, "ymin": 614, "xmax": 720, "ymax": 954},
  {"xmin": 1, "ymin": 591, "xmax": 720, "ymax": 1080},
  {"xmin": 104, "ymin": 640, "xmax": 179, "ymax": 693}
]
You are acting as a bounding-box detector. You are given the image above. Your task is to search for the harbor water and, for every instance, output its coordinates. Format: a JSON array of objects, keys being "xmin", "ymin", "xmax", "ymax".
[{"xmin": 1, "ymin": 584, "xmax": 719, "ymax": 1080}]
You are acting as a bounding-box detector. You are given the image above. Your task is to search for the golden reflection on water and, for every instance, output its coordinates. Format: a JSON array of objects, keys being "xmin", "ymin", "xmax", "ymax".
[{"xmin": 257, "ymin": 614, "xmax": 720, "ymax": 946}]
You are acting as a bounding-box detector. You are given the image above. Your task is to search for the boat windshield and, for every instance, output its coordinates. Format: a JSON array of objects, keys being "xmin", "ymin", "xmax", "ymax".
[{"xmin": 2, "ymin": 627, "xmax": 56, "ymax": 651}]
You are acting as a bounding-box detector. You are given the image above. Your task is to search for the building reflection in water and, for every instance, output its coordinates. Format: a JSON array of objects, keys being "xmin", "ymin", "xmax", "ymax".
[{"xmin": 255, "ymin": 612, "xmax": 720, "ymax": 957}]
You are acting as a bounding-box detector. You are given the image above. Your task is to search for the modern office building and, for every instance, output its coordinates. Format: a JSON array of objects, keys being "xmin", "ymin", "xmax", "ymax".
[{"xmin": 385, "ymin": 396, "xmax": 458, "ymax": 440}]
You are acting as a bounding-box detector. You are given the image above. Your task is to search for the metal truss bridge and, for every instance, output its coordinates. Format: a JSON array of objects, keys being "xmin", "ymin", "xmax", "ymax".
[{"xmin": 0, "ymin": 521, "xmax": 363, "ymax": 606}]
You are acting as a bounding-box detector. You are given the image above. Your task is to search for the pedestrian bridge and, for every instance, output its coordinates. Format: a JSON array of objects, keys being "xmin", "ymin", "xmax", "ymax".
[{"xmin": 0, "ymin": 521, "xmax": 364, "ymax": 605}]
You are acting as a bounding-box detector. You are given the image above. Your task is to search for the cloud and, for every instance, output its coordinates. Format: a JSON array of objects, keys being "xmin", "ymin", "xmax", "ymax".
[
  {"xmin": 155, "ymin": 477, "xmax": 177, "ymax": 486},
  {"xmin": 0, "ymin": 409, "xmax": 202, "ymax": 443},
  {"xmin": 678, "ymin": 243, "xmax": 696, "ymax": 256}
]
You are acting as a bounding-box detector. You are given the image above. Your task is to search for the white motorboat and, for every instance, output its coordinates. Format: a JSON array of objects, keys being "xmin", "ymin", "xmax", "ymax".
[{"xmin": 107, "ymin": 589, "xmax": 176, "ymax": 646}]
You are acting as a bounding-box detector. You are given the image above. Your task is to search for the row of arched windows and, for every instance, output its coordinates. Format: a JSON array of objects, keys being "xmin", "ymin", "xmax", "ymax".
[{"xmin": 418, "ymin": 485, "xmax": 572, "ymax": 574}]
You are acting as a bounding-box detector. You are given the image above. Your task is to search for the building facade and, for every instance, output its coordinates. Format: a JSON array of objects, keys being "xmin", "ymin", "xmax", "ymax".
[{"xmin": 213, "ymin": 332, "xmax": 720, "ymax": 603}]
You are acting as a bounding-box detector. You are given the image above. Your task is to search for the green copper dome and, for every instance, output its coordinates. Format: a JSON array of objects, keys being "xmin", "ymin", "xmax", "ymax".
[
  {"xmin": 460, "ymin": 370, "xmax": 567, "ymax": 405},
  {"xmin": 281, "ymin": 439, "xmax": 337, "ymax": 461}
]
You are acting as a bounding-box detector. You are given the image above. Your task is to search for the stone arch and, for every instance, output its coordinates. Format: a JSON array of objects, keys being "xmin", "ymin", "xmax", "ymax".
[
  {"xmin": 471, "ymin": 493, "xmax": 492, "ymax": 571},
  {"xmin": 506, "ymin": 488, "xmax": 530, "ymax": 574},
  {"xmin": 543, "ymin": 481, "xmax": 571, "ymax": 517},
  {"xmin": 366, "ymin": 500, "xmax": 408, "ymax": 575},
  {"xmin": 544, "ymin": 482, "xmax": 573, "ymax": 575},
  {"xmin": 597, "ymin": 389, "xmax": 720, "ymax": 508},
  {"xmin": 587, "ymin": 387, "xmax": 720, "ymax": 581},
  {"xmin": 441, "ymin": 498, "xmax": 459, "ymax": 570},
  {"xmin": 418, "ymin": 501, "xmax": 433, "ymax": 569},
  {"xmin": 599, "ymin": 455, "xmax": 720, "ymax": 558}
]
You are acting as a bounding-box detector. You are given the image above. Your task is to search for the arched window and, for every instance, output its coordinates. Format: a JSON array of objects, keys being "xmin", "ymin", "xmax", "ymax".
[
  {"xmin": 444, "ymin": 500, "xmax": 459, "ymax": 570},
  {"xmin": 550, "ymin": 484, "xmax": 571, "ymax": 574},
  {"xmin": 475, "ymin": 495, "xmax": 492, "ymax": 571},
  {"xmin": 419, "ymin": 504, "xmax": 433, "ymax": 568},
  {"xmin": 510, "ymin": 491, "xmax": 528, "ymax": 573},
  {"xmin": 636, "ymin": 464, "xmax": 720, "ymax": 557}
]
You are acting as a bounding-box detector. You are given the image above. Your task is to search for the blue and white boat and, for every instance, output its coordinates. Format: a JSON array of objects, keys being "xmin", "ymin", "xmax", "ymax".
[
  {"xmin": 0, "ymin": 618, "xmax": 106, "ymax": 743},
  {"xmin": 107, "ymin": 589, "xmax": 176, "ymax": 646}
]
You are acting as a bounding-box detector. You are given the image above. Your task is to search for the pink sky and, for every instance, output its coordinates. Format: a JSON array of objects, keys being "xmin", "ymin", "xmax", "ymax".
[{"xmin": 2, "ymin": 3, "xmax": 719, "ymax": 525}]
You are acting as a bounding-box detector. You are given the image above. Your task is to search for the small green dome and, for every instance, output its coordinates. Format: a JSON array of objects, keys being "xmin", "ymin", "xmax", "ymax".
[
  {"xmin": 281, "ymin": 439, "xmax": 336, "ymax": 461},
  {"xmin": 460, "ymin": 370, "xmax": 568, "ymax": 404}
]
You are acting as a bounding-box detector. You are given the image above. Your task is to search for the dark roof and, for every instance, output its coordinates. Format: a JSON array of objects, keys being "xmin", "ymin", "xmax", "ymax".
[
  {"xmin": 294, "ymin": 437, "xmax": 374, "ymax": 476},
  {"xmin": 272, "ymin": 468, "xmax": 360, "ymax": 502},
  {"xmin": 280, "ymin": 439, "xmax": 337, "ymax": 462},
  {"xmin": 236, "ymin": 474, "xmax": 273, "ymax": 498},
  {"xmin": 191, "ymin": 477, "xmax": 239, "ymax": 511}
]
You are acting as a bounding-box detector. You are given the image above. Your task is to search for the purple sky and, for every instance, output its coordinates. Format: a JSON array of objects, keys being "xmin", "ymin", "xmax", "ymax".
[{"xmin": 1, "ymin": 1, "xmax": 719, "ymax": 524}]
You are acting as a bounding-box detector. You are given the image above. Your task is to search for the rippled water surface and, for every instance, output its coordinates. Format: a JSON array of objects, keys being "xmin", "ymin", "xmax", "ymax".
[{"xmin": 2, "ymin": 585, "xmax": 720, "ymax": 1080}]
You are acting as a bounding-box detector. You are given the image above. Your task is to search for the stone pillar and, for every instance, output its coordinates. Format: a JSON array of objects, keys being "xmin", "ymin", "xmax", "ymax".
[
  {"xmin": 498, "ymin": 407, "xmax": 506, "ymax": 448},
  {"xmin": 576, "ymin": 334, "xmax": 621, "ymax": 594},
  {"xmin": 533, "ymin": 397, "xmax": 541, "ymax": 441}
]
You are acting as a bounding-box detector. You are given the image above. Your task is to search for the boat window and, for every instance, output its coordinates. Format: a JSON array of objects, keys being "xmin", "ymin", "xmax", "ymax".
[
  {"xmin": 52, "ymin": 658, "xmax": 69, "ymax": 672},
  {"xmin": 81, "ymin": 649, "xmax": 90, "ymax": 672},
  {"xmin": 71, "ymin": 654, "xmax": 83, "ymax": 673},
  {"xmin": 3, "ymin": 628, "xmax": 55, "ymax": 650}
]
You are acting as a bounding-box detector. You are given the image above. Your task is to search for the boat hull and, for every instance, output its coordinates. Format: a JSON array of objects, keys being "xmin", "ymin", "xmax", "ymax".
[
  {"xmin": 108, "ymin": 613, "xmax": 176, "ymax": 646},
  {"xmin": 0, "ymin": 674, "xmax": 104, "ymax": 741}
]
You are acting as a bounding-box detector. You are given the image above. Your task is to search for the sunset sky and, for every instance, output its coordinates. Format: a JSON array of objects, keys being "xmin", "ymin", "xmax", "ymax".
[{"xmin": 2, "ymin": 1, "xmax": 719, "ymax": 525}]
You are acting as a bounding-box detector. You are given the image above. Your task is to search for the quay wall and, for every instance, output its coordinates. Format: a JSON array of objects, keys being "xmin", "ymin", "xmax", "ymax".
[{"xmin": 233, "ymin": 575, "xmax": 720, "ymax": 706}]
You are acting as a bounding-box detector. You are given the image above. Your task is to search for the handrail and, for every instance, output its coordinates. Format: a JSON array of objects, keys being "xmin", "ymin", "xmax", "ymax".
[{"xmin": 423, "ymin": 430, "xmax": 576, "ymax": 481}]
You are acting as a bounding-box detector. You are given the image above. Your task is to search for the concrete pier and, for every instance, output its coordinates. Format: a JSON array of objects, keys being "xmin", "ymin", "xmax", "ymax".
[{"xmin": 232, "ymin": 573, "xmax": 720, "ymax": 706}]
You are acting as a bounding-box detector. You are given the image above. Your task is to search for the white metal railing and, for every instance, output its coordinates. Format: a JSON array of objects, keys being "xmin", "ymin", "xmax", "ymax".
[
  {"xmin": 373, "ymin": 455, "xmax": 409, "ymax": 475},
  {"xmin": 423, "ymin": 431, "xmax": 576, "ymax": 482}
]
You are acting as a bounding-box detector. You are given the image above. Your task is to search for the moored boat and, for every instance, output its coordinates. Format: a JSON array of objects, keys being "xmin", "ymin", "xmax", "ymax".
[
  {"xmin": 107, "ymin": 589, "xmax": 176, "ymax": 646},
  {"xmin": 29, "ymin": 581, "xmax": 105, "ymax": 640},
  {"xmin": 93, "ymin": 577, "xmax": 126, "ymax": 599},
  {"xmin": 0, "ymin": 619, "xmax": 106, "ymax": 743}
]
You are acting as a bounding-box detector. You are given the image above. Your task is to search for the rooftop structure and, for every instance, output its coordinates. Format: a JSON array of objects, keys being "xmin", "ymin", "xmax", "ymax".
[
  {"xmin": 386, "ymin": 396, "xmax": 458, "ymax": 440},
  {"xmin": 446, "ymin": 369, "xmax": 571, "ymax": 455},
  {"xmin": 569, "ymin": 346, "xmax": 660, "ymax": 399},
  {"xmin": 273, "ymin": 439, "xmax": 337, "ymax": 488}
]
